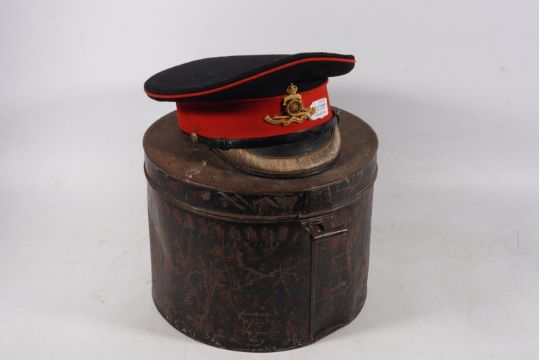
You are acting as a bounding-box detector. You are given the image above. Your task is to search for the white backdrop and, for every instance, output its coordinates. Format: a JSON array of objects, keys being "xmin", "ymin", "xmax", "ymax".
[{"xmin": 0, "ymin": 1, "xmax": 538, "ymax": 359}]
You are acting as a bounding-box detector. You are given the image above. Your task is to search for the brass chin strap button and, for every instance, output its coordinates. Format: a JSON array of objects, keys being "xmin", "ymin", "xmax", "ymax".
[{"xmin": 190, "ymin": 132, "xmax": 199, "ymax": 143}]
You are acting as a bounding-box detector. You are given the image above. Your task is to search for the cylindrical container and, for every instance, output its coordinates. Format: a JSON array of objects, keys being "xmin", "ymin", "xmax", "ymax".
[{"xmin": 143, "ymin": 108, "xmax": 378, "ymax": 352}]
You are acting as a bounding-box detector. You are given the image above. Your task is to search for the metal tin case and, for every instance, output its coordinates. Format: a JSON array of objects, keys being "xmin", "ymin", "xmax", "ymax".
[{"xmin": 143, "ymin": 109, "xmax": 378, "ymax": 351}]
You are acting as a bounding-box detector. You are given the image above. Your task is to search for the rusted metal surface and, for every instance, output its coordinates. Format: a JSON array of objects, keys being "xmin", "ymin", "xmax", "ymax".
[{"xmin": 143, "ymin": 109, "xmax": 378, "ymax": 351}]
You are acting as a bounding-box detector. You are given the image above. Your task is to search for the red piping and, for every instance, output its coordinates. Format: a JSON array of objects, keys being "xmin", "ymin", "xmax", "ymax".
[{"xmin": 145, "ymin": 57, "xmax": 355, "ymax": 100}]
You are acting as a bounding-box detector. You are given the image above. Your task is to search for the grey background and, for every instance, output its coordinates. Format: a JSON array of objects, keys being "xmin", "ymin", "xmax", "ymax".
[{"xmin": 1, "ymin": 0, "xmax": 538, "ymax": 359}]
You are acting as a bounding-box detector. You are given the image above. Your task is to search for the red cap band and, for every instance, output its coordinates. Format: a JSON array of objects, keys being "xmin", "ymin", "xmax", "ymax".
[{"xmin": 176, "ymin": 81, "xmax": 332, "ymax": 140}]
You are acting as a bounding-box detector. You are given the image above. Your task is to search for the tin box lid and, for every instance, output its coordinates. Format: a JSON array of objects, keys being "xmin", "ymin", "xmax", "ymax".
[{"xmin": 143, "ymin": 108, "xmax": 378, "ymax": 221}]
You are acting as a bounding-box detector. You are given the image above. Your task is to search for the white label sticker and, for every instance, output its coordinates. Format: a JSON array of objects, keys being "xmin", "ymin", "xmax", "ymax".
[{"xmin": 309, "ymin": 98, "xmax": 328, "ymax": 120}]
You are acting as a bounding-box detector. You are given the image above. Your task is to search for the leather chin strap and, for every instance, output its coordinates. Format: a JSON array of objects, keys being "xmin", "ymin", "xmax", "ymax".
[{"xmin": 183, "ymin": 110, "xmax": 340, "ymax": 150}]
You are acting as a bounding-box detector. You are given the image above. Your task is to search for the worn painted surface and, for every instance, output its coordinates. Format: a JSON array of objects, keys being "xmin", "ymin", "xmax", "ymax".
[{"xmin": 143, "ymin": 109, "xmax": 378, "ymax": 351}]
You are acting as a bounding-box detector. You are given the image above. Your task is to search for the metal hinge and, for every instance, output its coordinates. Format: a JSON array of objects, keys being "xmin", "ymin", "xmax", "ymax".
[{"xmin": 302, "ymin": 213, "xmax": 349, "ymax": 341}]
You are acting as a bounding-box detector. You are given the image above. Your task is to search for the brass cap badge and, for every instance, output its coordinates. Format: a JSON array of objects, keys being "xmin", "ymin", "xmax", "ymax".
[{"xmin": 264, "ymin": 83, "xmax": 315, "ymax": 126}]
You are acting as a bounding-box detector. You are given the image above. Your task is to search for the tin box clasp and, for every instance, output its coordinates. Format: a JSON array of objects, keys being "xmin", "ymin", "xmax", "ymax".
[{"xmin": 302, "ymin": 214, "xmax": 348, "ymax": 240}]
